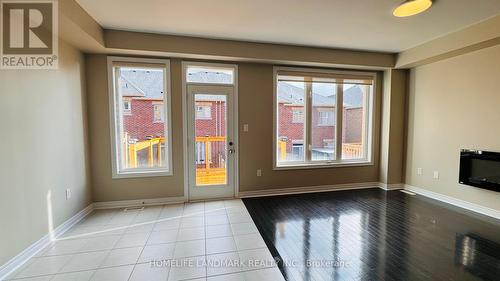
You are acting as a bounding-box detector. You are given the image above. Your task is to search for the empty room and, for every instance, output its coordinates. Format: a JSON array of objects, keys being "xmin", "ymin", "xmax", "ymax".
[{"xmin": 1, "ymin": 0, "xmax": 500, "ymax": 280}]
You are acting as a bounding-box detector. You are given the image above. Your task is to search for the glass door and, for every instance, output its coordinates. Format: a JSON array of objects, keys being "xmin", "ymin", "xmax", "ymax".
[{"xmin": 187, "ymin": 85, "xmax": 235, "ymax": 200}]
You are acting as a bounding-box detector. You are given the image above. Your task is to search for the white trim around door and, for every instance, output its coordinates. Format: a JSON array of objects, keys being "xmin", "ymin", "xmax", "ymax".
[{"xmin": 182, "ymin": 62, "xmax": 239, "ymax": 201}]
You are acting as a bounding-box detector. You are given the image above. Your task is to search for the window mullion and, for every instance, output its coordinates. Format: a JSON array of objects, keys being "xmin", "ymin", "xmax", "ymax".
[{"xmin": 336, "ymin": 83, "xmax": 343, "ymax": 161}]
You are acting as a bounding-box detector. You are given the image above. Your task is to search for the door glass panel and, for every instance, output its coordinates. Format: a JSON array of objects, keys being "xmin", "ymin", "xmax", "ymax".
[{"xmin": 195, "ymin": 94, "xmax": 227, "ymax": 186}]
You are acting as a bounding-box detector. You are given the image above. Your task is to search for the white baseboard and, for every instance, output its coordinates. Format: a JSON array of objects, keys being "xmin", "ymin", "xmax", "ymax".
[
  {"xmin": 238, "ymin": 182, "xmax": 380, "ymax": 198},
  {"xmin": 0, "ymin": 204, "xmax": 93, "ymax": 280},
  {"xmin": 379, "ymin": 183, "xmax": 404, "ymax": 190},
  {"xmin": 405, "ymin": 185, "xmax": 500, "ymax": 220},
  {"xmin": 93, "ymin": 196, "xmax": 186, "ymax": 209}
]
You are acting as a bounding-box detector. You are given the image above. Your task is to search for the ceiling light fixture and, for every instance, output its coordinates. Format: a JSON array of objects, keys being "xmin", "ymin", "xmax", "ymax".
[{"xmin": 393, "ymin": 0, "xmax": 432, "ymax": 17}]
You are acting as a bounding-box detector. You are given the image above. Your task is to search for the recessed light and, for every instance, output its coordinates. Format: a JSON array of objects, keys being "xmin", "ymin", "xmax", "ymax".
[{"xmin": 393, "ymin": 0, "xmax": 432, "ymax": 17}]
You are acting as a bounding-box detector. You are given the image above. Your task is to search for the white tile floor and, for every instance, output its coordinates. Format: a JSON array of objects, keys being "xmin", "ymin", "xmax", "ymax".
[{"xmin": 5, "ymin": 199, "xmax": 285, "ymax": 281}]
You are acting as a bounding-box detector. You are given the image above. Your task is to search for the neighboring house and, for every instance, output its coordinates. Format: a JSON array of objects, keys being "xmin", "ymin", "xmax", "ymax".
[
  {"xmin": 119, "ymin": 69, "xmax": 230, "ymax": 142},
  {"xmin": 192, "ymin": 95, "xmax": 226, "ymax": 169},
  {"xmin": 120, "ymin": 69, "xmax": 165, "ymax": 142},
  {"xmin": 119, "ymin": 70, "xmax": 364, "ymax": 165}
]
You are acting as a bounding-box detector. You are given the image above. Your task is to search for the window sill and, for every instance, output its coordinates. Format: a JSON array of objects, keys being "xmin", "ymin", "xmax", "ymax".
[
  {"xmin": 274, "ymin": 160, "xmax": 373, "ymax": 170},
  {"xmin": 112, "ymin": 170, "xmax": 172, "ymax": 179}
]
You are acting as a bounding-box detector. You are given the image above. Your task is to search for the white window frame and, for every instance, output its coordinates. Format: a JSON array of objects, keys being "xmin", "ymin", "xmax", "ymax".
[
  {"xmin": 273, "ymin": 66, "xmax": 376, "ymax": 170},
  {"xmin": 108, "ymin": 56, "xmax": 173, "ymax": 178}
]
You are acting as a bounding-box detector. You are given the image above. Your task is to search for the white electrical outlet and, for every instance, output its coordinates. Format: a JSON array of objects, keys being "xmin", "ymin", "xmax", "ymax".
[
  {"xmin": 66, "ymin": 188, "xmax": 71, "ymax": 200},
  {"xmin": 257, "ymin": 169, "xmax": 262, "ymax": 177},
  {"xmin": 243, "ymin": 124, "xmax": 249, "ymax": 132},
  {"xmin": 417, "ymin": 168, "xmax": 423, "ymax": 175},
  {"xmin": 433, "ymin": 171, "xmax": 439, "ymax": 179}
]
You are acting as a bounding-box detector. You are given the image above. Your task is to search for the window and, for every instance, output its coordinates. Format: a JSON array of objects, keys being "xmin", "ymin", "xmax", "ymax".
[
  {"xmin": 317, "ymin": 110, "xmax": 334, "ymax": 126},
  {"xmin": 195, "ymin": 103, "xmax": 212, "ymax": 120},
  {"xmin": 275, "ymin": 67, "xmax": 374, "ymax": 168},
  {"xmin": 323, "ymin": 139, "xmax": 334, "ymax": 148},
  {"xmin": 123, "ymin": 100, "xmax": 132, "ymax": 114},
  {"xmin": 153, "ymin": 102, "xmax": 164, "ymax": 123},
  {"xmin": 292, "ymin": 108, "xmax": 304, "ymax": 123},
  {"xmin": 109, "ymin": 57, "xmax": 172, "ymax": 177}
]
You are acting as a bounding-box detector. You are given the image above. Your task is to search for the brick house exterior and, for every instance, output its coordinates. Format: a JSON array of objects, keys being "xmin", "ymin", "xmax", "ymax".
[
  {"xmin": 123, "ymin": 98, "xmax": 165, "ymax": 141},
  {"xmin": 193, "ymin": 99, "xmax": 227, "ymax": 169},
  {"xmin": 194, "ymin": 100, "xmax": 226, "ymax": 138},
  {"xmin": 343, "ymin": 106, "xmax": 363, "ymax": 143},
  {"xmin": 122, "ymin": 99, "xmax": 227, "ymax": 141},
  {"xmin": 278, "ymin": 104, "xmax": 363, "ymax": 151}
]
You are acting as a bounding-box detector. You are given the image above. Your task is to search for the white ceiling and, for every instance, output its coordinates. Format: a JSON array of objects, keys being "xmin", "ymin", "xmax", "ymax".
[{"xmin": 76, "ymin": 0, "xmax": 500, "ymax": 53}]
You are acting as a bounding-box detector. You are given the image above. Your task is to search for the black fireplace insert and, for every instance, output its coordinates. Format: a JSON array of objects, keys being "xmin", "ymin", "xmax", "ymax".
[{"xmin": 459, "ymin": 149, "xmax": 500, "ymax": 192}]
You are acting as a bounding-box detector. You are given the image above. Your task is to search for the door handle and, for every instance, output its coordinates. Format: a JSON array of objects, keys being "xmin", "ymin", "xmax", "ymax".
[{"xmin": 229, "ymin": 149, "xmax": 235, "ymax": 154}]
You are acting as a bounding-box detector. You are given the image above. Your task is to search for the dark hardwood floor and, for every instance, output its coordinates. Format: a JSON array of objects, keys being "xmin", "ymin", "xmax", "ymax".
[{"xmin": 243, "ymin": 189, "xmax": 500, "ymax": 281}]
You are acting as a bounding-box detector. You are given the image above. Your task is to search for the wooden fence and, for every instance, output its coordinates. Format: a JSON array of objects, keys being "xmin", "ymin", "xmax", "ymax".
[
  {"xmin": 125, "ymin": 136, "xmax": 165, "ymax": 168},
  {"xmin": 195, "ymin": 136, "xmax": 226, "ymax": 185},
  {"xmin": 124, "ymin": 135, "xmax": 227, "ymax": 185}
]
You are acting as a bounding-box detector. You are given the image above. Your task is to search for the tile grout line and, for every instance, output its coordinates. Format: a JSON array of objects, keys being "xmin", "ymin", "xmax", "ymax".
[
  {"xmin": 202, "ymin": 202, "xmax": 207, "ymax": 280},
  {"xmin": 171, "ymin": 202, "xmax": 194, "ymax": 280},
  {"xmin": 127, "ymin": 205, "xmax": 164, "ymax": 281},
  {"xmin": 87, "ymin": 207, "xmax": 140, "ymax": 281}
]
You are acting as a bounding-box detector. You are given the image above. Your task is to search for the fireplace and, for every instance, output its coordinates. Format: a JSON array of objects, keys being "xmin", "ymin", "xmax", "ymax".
[{"xmin": 459, "ymin": 149, "xmax": 500, "ymax": 192}]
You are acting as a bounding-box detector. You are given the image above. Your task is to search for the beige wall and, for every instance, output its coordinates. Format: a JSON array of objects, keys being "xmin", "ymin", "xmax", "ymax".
[
  {"xmin": 0, "ymin": 40, "xmax": 92, "ymax": 265},
  {"xmin": 104, "ymin": 30, "xmax": 394, "ymax": 69},
  {"xmin": 387, "ymin": 70, "xmax": 406, "ymax": 184},
  {"xmin": 86, "ymin": 57, "xmax": 383, "ymax": 201},
  {"xmin": 380, "ymin": 69, "xmax": 407, "ymax": 185},
  {"xmin": 86, "ymin": 56, "xmax": 185, "ymax": 202},
  {"xmin": 405, "ymin": 45, "xmax": 500, "ymax": 211},
  {"xmin": 396, "ymin": 14, "xmax": 500, "ymax": 68}
]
